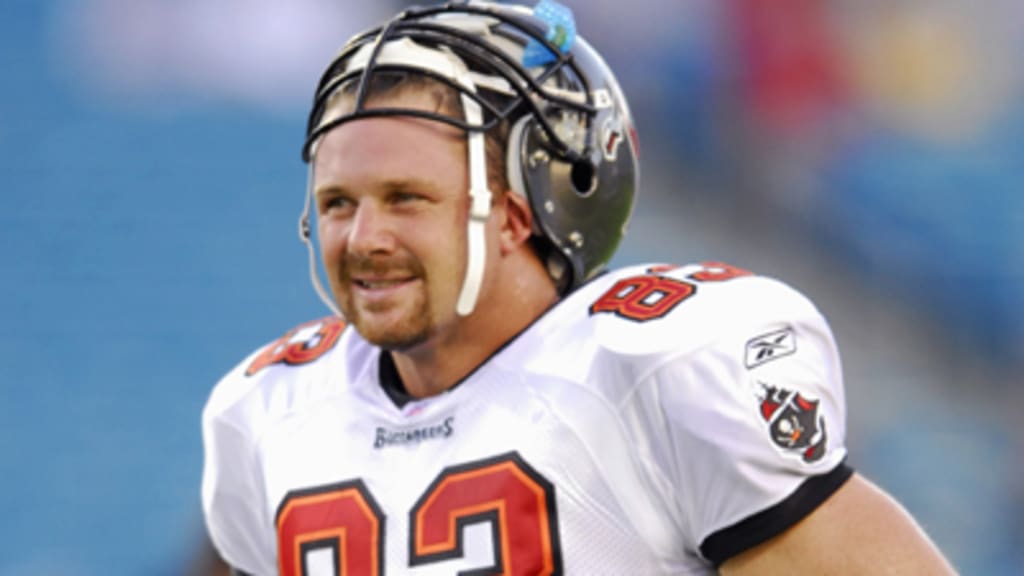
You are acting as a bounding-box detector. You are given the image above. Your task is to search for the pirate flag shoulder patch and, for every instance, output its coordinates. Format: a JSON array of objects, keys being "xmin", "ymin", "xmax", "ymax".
[{"xmin": 757, "ymin": 383, "xmax": 828, "ymax": 463}]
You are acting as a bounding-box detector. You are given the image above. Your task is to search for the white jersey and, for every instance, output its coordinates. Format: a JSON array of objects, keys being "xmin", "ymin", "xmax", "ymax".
[{"xmin": 202, "ymin": 262, "xmax": 851, "ymax": 575}]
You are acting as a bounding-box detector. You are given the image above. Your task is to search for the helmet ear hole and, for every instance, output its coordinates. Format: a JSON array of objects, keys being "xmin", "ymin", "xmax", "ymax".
[
  {"xmin": 570, "ymin": 159, "xmax": 596, "ymax": 196},
  {"xmin": 506, "ymin": 115, "xmax": 533, "ymax": 199}
]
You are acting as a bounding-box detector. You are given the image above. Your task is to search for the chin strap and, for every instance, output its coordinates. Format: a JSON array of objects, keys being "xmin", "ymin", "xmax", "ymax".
[
  {"xmin": 455, "ymin": 93, "xmax": 491, "ymax": 316},
  {"xmin": 299, "ymin": 161, "xmax": 343, "ymax": 318}
]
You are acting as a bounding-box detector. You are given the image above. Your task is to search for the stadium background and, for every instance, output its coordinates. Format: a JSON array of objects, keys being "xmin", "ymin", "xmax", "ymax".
[{"xmin": 2, "ymin": 0, "xmax": 1021, "ymax": 574}]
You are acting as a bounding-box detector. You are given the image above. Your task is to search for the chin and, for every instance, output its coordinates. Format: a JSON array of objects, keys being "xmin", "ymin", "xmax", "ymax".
[
  {"xmin": 352, "ymin": 316, "xmax": 430, "ymax": 351},
  {"xmin": 364, "ymin": 330, "xmax": 430, "ymax": 352},
  {"xmin": 341, "ymin": 296, "xmax": 436, "ymax": 351}
]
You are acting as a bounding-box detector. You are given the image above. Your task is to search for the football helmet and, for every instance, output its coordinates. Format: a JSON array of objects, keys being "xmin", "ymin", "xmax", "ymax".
[{"xmin": 300, "ymin": 0, "xmax": 638, "ymax": 316}]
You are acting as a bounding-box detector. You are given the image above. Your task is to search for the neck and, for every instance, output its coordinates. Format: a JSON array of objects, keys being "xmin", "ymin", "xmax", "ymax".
[{"xmin": 391, "ymin": 255, "xmax": 558, "ymax": 398}]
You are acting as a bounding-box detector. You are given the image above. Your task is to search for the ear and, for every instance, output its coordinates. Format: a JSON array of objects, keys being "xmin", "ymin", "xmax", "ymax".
[{"xmin": 497, "ymin": 191, "xmax": 534, "ymax": 255}]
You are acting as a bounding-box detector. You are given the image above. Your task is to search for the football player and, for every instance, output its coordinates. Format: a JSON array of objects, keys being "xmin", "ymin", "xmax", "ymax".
[{"xmin": 202, "ymin": 1, "xmax": 955, "ymax": 574}]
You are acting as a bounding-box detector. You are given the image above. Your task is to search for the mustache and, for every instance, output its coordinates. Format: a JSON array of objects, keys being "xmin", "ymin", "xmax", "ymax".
[{"xmin": 341, "ymin": 252, "xmax": 424, "ymax": 277}]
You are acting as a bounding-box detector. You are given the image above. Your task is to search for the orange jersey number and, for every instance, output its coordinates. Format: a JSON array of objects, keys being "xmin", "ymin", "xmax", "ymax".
[
  {"xmin": 276, "ymin": 452, "xmax": 562, "ymax": 576},
  {"xmin": 590, "ymin": 261, "xmax": 753, "ymax": 322},
  {"xmin": 246, "ymin": 318, "xmax": 346, "ymax": 376}
]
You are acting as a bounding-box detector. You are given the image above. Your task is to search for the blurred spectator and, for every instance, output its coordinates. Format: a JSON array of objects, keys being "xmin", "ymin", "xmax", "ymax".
[{"xmin": 56, "ymin": 0, "xmax": 401, "ymax": 110}]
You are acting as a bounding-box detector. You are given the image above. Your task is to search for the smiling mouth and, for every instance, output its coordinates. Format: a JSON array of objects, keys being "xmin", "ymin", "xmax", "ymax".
[{"xmin": 355, "ymin": 279, "xmax": 408, "ymax": 289}]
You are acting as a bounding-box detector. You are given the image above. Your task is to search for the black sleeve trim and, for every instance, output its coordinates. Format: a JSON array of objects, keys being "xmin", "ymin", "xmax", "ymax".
[
  {"xmin": 699, "ymin": 460, "xmax": 854, "ymax": 567},
  {"xmin": 230, "ymin": 568, "xmax": 253, "ymax": 576}
]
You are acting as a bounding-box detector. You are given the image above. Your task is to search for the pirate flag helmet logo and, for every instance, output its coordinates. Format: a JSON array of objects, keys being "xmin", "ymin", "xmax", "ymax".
[{"xmin": 757, "ymin": 383, "xmax": 828, "ymax": 463}]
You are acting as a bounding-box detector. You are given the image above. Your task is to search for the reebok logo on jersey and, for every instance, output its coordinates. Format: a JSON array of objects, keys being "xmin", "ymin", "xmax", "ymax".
[
  {"xmin": 374, "ymin": 417, "xmax": 454, "ymax": 449},
  {"xmin": 757, "ymin": 383, "xmax": 827, "ymax": 463},
  {"xmin": 745, "ymin": 327, "xmax": 796, "ymax": 368}
]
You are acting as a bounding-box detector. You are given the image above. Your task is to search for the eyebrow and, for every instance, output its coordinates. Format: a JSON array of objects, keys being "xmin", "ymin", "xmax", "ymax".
[
  {"xmin": 313, "ymin": 182, "xmax": 348, "ymax": 199},
  {"xmin": 314, "ymin": 177, "xmax": 442, "ymax": 199}
]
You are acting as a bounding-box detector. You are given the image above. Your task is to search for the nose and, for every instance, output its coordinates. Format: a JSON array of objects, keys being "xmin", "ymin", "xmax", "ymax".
[{"xmin": 347, "ymin": 202, "xmax": 396, "ymax": 255}]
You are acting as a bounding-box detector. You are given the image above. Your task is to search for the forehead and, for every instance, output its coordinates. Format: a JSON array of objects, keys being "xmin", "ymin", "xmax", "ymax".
[{"xmin": 312, "ymin": 90, "xmax": 467, "ymax": 187}]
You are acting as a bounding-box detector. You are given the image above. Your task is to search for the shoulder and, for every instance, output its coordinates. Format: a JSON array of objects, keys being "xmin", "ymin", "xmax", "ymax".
[
  {"xmin": 519, "ymin": 261, "xmax": 834, "ymax": 394},
  {"xmin": 202, "ymin": 316, "xmax": 368, "ymax": 434},
  {"xmin": 202, "ymin": 317, "xmax": 359, "ymax": 575},
  {"xmin": 573, "ymin": 265, "xmax": 850, "ymax": 561},
  {"xmin": 573, "ymin": 261, "xmax": 827, "ymax": 358}
]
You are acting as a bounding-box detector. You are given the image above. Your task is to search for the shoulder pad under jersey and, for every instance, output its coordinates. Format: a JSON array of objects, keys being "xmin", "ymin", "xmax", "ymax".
[
  {"xmin": 204, "ymin": 316, "xmax": 349, "ymax": 421},
  {"xmin": 582, "ymin": 262, "xmax": 823, "ymax": 357}
]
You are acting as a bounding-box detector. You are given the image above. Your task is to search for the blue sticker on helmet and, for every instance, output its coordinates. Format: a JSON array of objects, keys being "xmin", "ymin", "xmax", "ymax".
[{"xmin": 521, "ymin": 0, "xmax": 576, "ymax": 68}]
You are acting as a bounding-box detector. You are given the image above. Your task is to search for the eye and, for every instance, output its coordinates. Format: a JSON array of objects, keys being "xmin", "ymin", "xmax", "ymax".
[
  {"xmin": 388, "ymin": 190, "xmax": 432, "ymax": 209},
  {"xmin": 392, "ymin": 191, "xmax": 425, "ymax": 204},
  {"xmin": 319, "ymin": 194, "xmax": 354, "ymax": 214}
]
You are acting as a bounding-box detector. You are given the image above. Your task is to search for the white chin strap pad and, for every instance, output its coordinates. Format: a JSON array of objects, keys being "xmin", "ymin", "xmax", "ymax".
[{"xmin": 456, "ymin": 94, "xmax": 491, "ymax": 316}]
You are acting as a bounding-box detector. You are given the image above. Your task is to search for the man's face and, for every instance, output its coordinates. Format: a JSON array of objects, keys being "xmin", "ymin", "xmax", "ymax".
[{"xmin": 312, "ymin": 91, "xmax": 470, "ymax": 350}]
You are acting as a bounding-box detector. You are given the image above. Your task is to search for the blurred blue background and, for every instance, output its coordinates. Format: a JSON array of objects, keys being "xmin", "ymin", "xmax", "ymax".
[{"xmin": 2, "ymin": 0, "xmax": 1021, "ymax": 574}]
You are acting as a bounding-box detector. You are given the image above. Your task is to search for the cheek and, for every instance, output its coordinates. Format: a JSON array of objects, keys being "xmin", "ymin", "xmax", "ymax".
[
  {"xmin": 419, "ymin": 224, "xmax": 463, "ymax": 283},
  {"xmin": 317, "ymin": 220, "xmax": 348, "ymax": 263}
]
